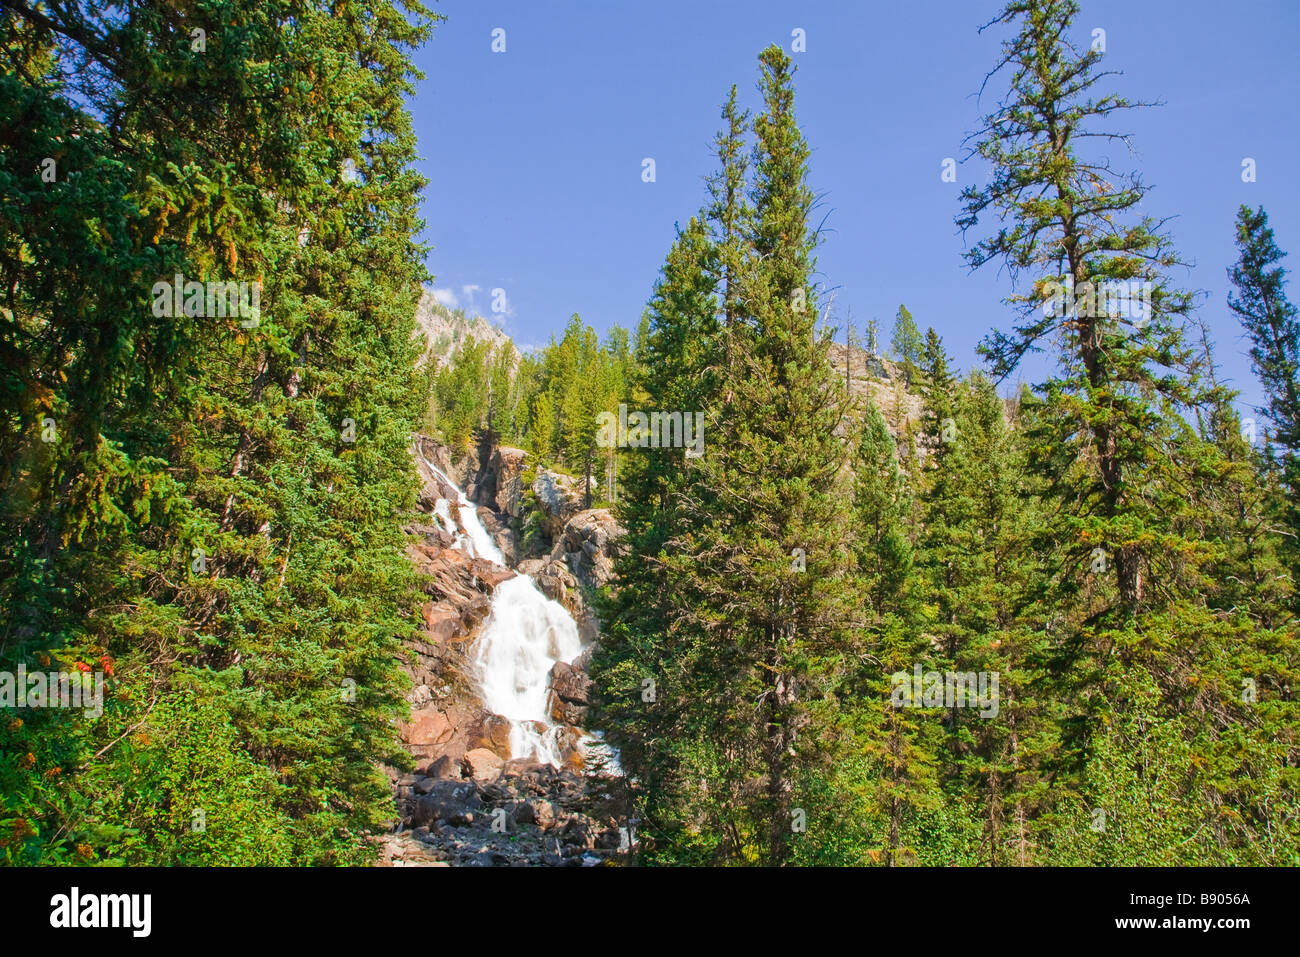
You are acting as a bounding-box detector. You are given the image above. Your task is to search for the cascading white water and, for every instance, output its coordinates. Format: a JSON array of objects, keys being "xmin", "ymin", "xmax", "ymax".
[
  {"xmin": 472, "ymin": 576, "xmax": 583, "ymax": 764},
  {"xmin": 420, "ymin": 451, "xmax": 506, "ymax": 567},
  {"xmin": 416, "ymin": 443, "xmax": 584, "ymax": 765}
]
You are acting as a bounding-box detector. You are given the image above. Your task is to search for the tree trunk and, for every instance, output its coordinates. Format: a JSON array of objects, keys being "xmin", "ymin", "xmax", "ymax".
[{"xmin": 764, "ymin": 624, "xmax": 794, "ymax": 865}]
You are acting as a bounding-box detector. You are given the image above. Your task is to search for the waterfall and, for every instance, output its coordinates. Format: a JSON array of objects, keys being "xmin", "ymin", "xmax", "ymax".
[
  {"xmin": 418, "ymin": 449, "xmax": 506, "ymax": 567},
  {"xmin": 417, "ymin": 443, "xmax": 585, "ymax": 765},
  {"xmin": 472, "ymin": 576, "xmax": 583, "ymax": 765}
]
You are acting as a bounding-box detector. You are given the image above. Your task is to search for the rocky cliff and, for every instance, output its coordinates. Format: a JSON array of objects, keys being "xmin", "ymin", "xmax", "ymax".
[{"xmin": 413, "ymin": 289, "xmax": 514, "ymax": 370}]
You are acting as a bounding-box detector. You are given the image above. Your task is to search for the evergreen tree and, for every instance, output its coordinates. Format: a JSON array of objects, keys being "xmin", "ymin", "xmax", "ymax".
[
  {"xmin": 960, "ymin": 0, "xmax": 1299, "ymax": 862},
  {"xmin": 0, "ymin": 0, "xmax": 436, "ymax": 864},
  {"xmin": 1229, "ymin": 204, "xmax": 1300, "ymax": 583},
  {"xmin": 662, "ymin": 45, "xmax": 860, "ymax": 865},
  {"xmin": 958, "ymin": 0, "xmax": 1200, "ymax": 617},
  {"xmin": 706, "ymin": 85, "xmax": 751, "ymax": 336},
  {"xmin": 853, "ymin": 401, "xmax": 914, "ymax": 617},
  {"xmin": 890, "ymin": 305, "xmax": 924, "ymax": 383},
  {"xmin": 1230, "ymin": 205, "xmax": 1300, "ymax": 459},
  {"xmin": 822, "ymin": 401, "xmax": 950, "ymax": 867},
  {"xmin": 919, "ymin": 374, "xmax": 1050, "ymax": 863},
  {"xmin": 592, "ymin": 215, "xmax": 720, "ymax": 862},
  {"xmin": 918, "ymin": 327, "xmax": 956, "ymax": 459}
]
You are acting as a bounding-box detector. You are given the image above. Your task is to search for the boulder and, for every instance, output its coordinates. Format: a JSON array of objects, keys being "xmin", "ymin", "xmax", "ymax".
[
  {"xmin": 563, "ymin": 749, "xmax": 585, "ymax": 773},
  {"xmin": 532, "ymin": 468, "xmax": 585, "ymax": 536},
  {"xmin": 462, "ymin": 747, "xmax": 505, "ymax": 784},
  {"xmin": 533, "ymin": 799, "xmax": 557, "ymax": 830},
  {"xmin": 552, "ymin": 726, "xmax": 583, "ymax": 767},
  {"xmin": 557, "ymin": 508, "xmax": 624, "ymax": 591},
  {"xmin": 548, "ymin": 691, "xmax": 587, "ymax": 726},
  {"xmin": 409, "ymin": 780, "xmax": 482, "ymax": 827},
  {"xmin": 549, "ymin": 660, "xmax": 591, "ymax": 705},
  {"xmin": 516, "ymin": 557, "xmax": 545, "ymax": 576},
  {"xmin": 421, "ymin": 601, "xmax": 466, "ymax": 644},
  {"xmin": 529, "ymin": 556, "xmax": 579, "ymax": 606},
  {"xmin": 560, "ymin": 817, "xmax": 594, "ymax": 850},
  {"xmin": 407, "ymin": 544, "xmax": 498, "ymax": 643},
  {"xmin": 400, "ymin": 702, "xmax": 484, "ymax": 763},
  {"xmin": 401, "ymin": 707, "xmax": 455, "ymax": 749},
  {"xmin": 424, "ymin": 754, "xmax": 463, "ymax": 780},
  {"xmin": 474, "ymin": 713, "xmax": 514, "ymax": 758},
  {"xmin": 471, "ymin": 560, "xmax": 515, "ymax": 589}
]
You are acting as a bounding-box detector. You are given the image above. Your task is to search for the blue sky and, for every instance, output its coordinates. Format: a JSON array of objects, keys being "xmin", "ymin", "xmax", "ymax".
[{"xmin": 410, "ymin": 0, "xmax": 1299, "ymax": 414}]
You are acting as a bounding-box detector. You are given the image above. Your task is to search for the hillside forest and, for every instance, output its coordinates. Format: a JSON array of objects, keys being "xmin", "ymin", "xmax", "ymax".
[{"xmin": 2, "ymin": 0, "xmax": 1297, "ymax": 866}]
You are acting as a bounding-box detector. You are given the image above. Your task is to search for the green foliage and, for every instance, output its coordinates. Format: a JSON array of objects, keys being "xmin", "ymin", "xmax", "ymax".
[
  {"xmin": 598, "ymin": 44, "xmax": 865, "ymax": 867},
  {"xmin": 1, "ymin": 0, "xmax": 436, "ymax": 865},
  {"xmin": 426, "ymin": 310, "xmax": 635, "ymax": 507},
  {"xmin": 595, "ymin": 16, "xmax": 1299, "ymax": 869},
  {"xmin": 1230, "ymin": 205, "xmax": 1300, "ymax": 459},
  {"xmin": 4, "ymin": 0, "xmax": 1296, "ymax": 873},
  {"xmin": 890, "ymin": 305, "xmax": 923, "ymax": 383},
  {"xmin": 65, "ymin": 693, "xmax": 294, "ymax": 866},
  {"xmin": 1228, "ymin": 204, "xmax": 1300, "ymax": 590}
]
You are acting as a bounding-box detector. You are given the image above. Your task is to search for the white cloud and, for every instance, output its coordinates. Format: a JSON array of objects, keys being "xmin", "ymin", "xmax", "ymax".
[
  {"xmin": 432, "ymin": 287, "xmax": 458, "ymax": 309},
  {"xmin": 460, "ymin": 284, "xmax": 482, "ymax": 314}
]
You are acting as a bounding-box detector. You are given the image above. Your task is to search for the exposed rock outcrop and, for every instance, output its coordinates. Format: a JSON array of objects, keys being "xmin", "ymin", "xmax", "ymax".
[
  {"xmin": 559, "ymin": 508, "xmax": 623, "ymax": 591},
  {"xmin": 518, "ymin": 507, "xmax": 623, "ymax": 644},
  {"xmin": 547, "ymin": 660, "xmax": 592, "ymax": 726},
  {"xmin": 413, "ymin": 289, "xmax": 513, "ymax": 370},
  {"xmin": 532, "ymin": 468, "xmax": 585, "ymax": 537},
  {"xmin": 480, "ymin": 445, "xmax": 528, "ymax": 518}
]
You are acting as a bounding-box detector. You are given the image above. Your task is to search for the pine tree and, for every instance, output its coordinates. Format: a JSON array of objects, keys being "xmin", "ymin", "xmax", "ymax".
[
  {"xmin": 960, "ymin": 0, "xmax": 1300, "ymax": 862},
  {"xmin": 591, "ymin": 215, "xmax": 720, "ymax": 861},
  {"xmin": 812, "ymin": 400, "xmax": 951, "ymax": 867},
  {"xmin": 918, "ymin": 327, "xmax": 956, "ymax": 458},
  {"xmin": 853, "ymin": 401, "xmax": 914, "ymax": 618},
  {"xmin": 1229, "ymin": 204, "xmax": 1300, "ymax": 584},
  {"xmin": 1230, "ymin": 205, "xmax": 1300, "ymax": 459},
  {"xmin": 865, "ymin": 318, "xmax": 880, "ymax": 356},
  {"xmin": 1182, "ymin": 336, "xmax": 1294, "ymax": 627},
  {"xmin": 958, "ymin": 0, "xmax": 1200, "ymax": 618},
  {"xmin": 662, "ymin": 45, "xmax": 860, "ymax": 865},
  {"xmin": 890, "ymin": 305, "xmax": 924, "ymax": 384},
  {"xmin": 529, "ymin": 389, "xmax": 557, "ymax": 461},
  {"xmin": 706, "ymin": 85, "xmax": 751, "ymax": 336},
  {"xmin": 919, "ymin": 374, "xmax": 1050, "ymax": 863}
]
